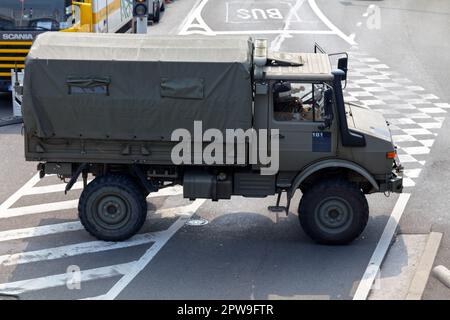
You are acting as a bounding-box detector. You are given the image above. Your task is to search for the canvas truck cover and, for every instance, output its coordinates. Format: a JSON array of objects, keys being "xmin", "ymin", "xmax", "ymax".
[{"xmin": 22, "ymin": 33, "xmax": 253, "ymax": 141}]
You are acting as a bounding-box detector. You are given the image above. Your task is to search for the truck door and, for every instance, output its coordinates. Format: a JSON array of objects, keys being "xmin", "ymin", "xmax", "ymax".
[{"xmin": 269, "ymin": 81, "xmax": 337, "ymax": 171}]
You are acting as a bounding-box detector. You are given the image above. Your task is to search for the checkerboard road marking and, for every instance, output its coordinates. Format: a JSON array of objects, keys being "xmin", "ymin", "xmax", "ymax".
[{"xmin": 346, "ymin": 51, "xmax": 448, "ymax": 188}]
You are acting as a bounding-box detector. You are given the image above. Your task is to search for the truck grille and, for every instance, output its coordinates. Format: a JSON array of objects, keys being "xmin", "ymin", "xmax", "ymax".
[{"xmin": 0, "ymin": 40, "xmax": 30, "ymax": 83}]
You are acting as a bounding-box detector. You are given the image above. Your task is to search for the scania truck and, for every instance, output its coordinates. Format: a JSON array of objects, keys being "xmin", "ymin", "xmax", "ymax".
[{"xmin": 0, "ymin": 0, "xmax": 133, "ymax": 92}]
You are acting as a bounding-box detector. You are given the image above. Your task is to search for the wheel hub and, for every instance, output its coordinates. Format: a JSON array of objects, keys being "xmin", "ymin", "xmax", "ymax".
[
  {"xmin": 94, "ymin": 195, "xmax": 130, "ymax": 230},
  {"xmin": 315, "ymin": 197, "xmax": 353, "ymax": 233}
]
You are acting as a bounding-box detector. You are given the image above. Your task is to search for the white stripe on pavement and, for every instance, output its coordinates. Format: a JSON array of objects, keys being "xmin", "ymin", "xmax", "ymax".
[
  {"xmin": 0, "ymin": 200, "xmax": 79, "ymax": 219},
  {"xmin": 0, "ymin": 201, "xmax": 195, "ymax": 242},
  {"xmin": 89, "ymin": 199, "xmax": 206, "ymax": 300},
  {"xmin": 0, "ymin": 262, "xmax": 133, "ymax": 295},
  {"xmin": 353, "ymin": 193, "xmax": 411, "ymax": 300},
  {"xmin": 0, "ymin": 173, "xmax": 40, "ymax": 213},
  {"xmin": 0, "ymin": 201, "xmax": 201, "ymax": 265},
  {"xmin": 0, "ymin": 232, "xmax": 159, "ymax": 266},
  {"xmin": 308, "ymin": 0, "xmax": 357, "ymax": 45},
  {"xmin": 0, "ymin": 221, "xmax": 83, "ymax": 242}
]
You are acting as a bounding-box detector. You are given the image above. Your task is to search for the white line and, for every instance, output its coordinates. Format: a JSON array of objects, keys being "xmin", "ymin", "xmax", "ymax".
[
  {"xmin": 0, "ymin": 262, "xmax": 133, "ymax": 295},
  {"xmin": 353, "ymin": 193, "xmax": 411, "ymax": 300},
  {"xmin": 0, "ymin": 173, "xmax": 40, "ymax": 213},
  {"xmin": 308, "ymin": 0, "xmax": 357, "ymax": 45},
  {"xmin": 0, "ymin": 200, "xmax": 191, "ymax": 243},
  {"xmin": 0, "ymin": 200, "xmax": 79, "ymax": 219},
  {"xmin": 90, "ymin": 199, "xmax": 206, "ymax": 300},
  {"xmin": 0, "ymin": 202, "xmax": 200, "ymax": 265},
  {"xmin": 177, "ymin": 0, "xmax": 204, "ymax": 34},
  {"xmin": 178, "ymin": 0, "xmax": 214, "ymax": 35},
  {"xmin": 0, "ymin": 232, "xmax": 160, "ymax": 266},
  {"xmin": 225, "ymin": 2, "xmax": 229, "ymax": 24},
  {"xmin": 0, "ymin": 221, "xmax": 83, "ymax": 242},
  {"xmin": 270, "ymin": 0, "xmax": 306, "ymax": 52}
]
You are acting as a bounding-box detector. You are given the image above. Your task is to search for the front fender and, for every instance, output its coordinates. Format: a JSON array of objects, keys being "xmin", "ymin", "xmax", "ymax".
[{"xmin": 288, "ymin": 159, "xmax": 379, "ymax": 198}]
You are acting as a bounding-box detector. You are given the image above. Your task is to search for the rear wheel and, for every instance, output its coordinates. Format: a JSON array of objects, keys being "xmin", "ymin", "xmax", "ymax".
[
  {"xmin": 298, "ymin": 179, "xmax": 368, "ymax": 245},
  {"xmin": 79, "ymin": 175, "xmax": 148, "ymax": 241}
]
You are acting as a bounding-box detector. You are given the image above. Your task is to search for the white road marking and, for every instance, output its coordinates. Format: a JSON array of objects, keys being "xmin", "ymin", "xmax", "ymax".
[
  {"xmin": 1, "ymin": 199, "xmax": 79, "ymax": 219},
  {"xmin": 353, "ymin": 193, "xmax": 411, "ymax": 300},
  {"xmin": 0, "ymin": 173, "xmax": 40, "ymax": 214},
  {"xmin": 178, "ymin": 0, "xmax": 214, "ymax": 35},
  {"xmin": 178, "ymin": 0, "xmax": 357, "ymax": 46},
  {"xmin": 88, "ymin": 199, "xmax": 206, "ymax": 300},
  {"xmin": 270, "ymin": 0, "xmax": 306, "ymax": 51},
  {"xmin": 0, "ymin": 262, "xmax": 133, "ymax": 296},
  {"xmin": 0, "ymin": 198, "xmax": 190, "ymax": 243},
  {"xmin": 0, "ymin": 221, "xmax": 83, "ymax": 242},
  {"xmin": 308, "ymin": 0, "xmax": 357, "ymax": 45},
  {"xmin": 0, "ymin": 202, "xmax": 201, "ymax": 266},
  {"xmin": 0, "ymin": 232, "xmax": 159, "ymax": 266}
]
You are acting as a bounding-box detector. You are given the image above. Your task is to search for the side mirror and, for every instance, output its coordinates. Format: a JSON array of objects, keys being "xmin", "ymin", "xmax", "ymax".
[
  {"xmin": 337, "ymin": 57, "xmax": 348, "ymax": 81},
  {"xmin": 319, "ymin": 88, "xmax": 334, "ymax": 131}
]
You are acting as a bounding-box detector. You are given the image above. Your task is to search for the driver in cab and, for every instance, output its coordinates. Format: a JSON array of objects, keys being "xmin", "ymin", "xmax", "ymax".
[{"xmin": 273, "ymin": 81, "xmax": 315, "ymax": 122}]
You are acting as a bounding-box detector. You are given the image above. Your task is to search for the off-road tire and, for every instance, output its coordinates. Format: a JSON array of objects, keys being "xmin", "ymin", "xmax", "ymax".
[
  {"xmin": 79, "ymin": 175, "xmax": 148, "ymax": 241},
  {"xmin": 298, "ymin": 179, "xmax": 369, "ymax": 245}
]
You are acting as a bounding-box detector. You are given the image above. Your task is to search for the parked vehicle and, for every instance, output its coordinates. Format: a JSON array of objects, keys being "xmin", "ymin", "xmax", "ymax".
[
  {"xmin": 149, "ymin": 0, "xmax": 164, "ymax": 23},
  {"xmin": 0, "ymin": 0, "xmax": 133, "ymax": 92}
]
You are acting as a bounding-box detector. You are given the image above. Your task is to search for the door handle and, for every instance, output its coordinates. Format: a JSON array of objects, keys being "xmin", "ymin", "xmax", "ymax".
[{"xmin": 272, "ymin": 133, "xmax": 285, "ymax": 139}]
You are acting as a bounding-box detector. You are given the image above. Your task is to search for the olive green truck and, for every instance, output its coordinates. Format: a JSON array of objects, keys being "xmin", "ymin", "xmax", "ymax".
[{"xmin": 22, "ymin": 33, "xmax": 403, "ymax": 244}]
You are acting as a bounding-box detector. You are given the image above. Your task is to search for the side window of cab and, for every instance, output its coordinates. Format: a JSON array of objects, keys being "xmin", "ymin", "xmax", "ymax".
[{"xmin": 273, "ymin": 81, "xmax": 327, "ymax": 122}]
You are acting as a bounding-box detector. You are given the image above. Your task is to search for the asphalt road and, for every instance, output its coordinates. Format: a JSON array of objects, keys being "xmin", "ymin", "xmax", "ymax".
[{"xmin": 0, "ymin": 0, "xmax": 449, "ymax": 300}]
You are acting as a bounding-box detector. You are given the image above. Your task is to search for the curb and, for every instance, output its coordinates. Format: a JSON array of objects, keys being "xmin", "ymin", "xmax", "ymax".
[{"xmin": 406, "ymin": 232, "xmax": 443, "ymax": 300}]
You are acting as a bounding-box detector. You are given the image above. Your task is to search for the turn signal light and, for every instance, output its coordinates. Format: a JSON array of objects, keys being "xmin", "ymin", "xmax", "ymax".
[{"xmin": 386, "ymin": 151, "xmax": 396, "ymax": 159}]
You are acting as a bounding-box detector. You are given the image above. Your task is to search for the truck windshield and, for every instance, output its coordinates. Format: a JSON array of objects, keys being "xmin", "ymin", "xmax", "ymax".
[{"xmin": 0, "ymin": 0, "xmax": 73, "ymax": 31}]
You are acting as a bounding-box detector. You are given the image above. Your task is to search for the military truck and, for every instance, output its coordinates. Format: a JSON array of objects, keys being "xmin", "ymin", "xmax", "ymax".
[{"xmin": 22, "ymin": 33, "xmax": 403, "ymax": 244}]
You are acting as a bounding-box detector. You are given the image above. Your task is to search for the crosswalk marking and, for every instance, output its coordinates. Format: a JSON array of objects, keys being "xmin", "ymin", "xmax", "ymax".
[
  {"xmin": 0, "ymin": 201, "xmax": 193, "ymax": 243},
  {"xmin": 0, "ymin": 221, "xmax": 83, "ymax": 242},
  {"xmin": 0, "ymin": 170, "xmax": 204, "ymax": 298},
  {"xmin": 1, "ymin": 199, "xmax": 79, "ymax": 219},
  {"xmin": 89, "ymin": 199, "xmax": 206, "ymax": 300},
  {"xmin": 0, "ymin": 262, "xmax": 133, "ymax": 296},
  {"xmin": 0, "ymin": 232, "xmax": 157, "ymax": 266},
  {"xmin": 0, "ymin": 202, "xmax": 200, "ymax": 266}
]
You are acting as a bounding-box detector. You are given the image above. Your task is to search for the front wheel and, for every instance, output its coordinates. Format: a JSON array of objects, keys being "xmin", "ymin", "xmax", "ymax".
[
  {"xmin": 298, "ymin": 179, "xmax": 368, "ymax": 245},
  {"xmin": 78, "ymin": 175, "xmax": 148, "ymax": 241}
]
